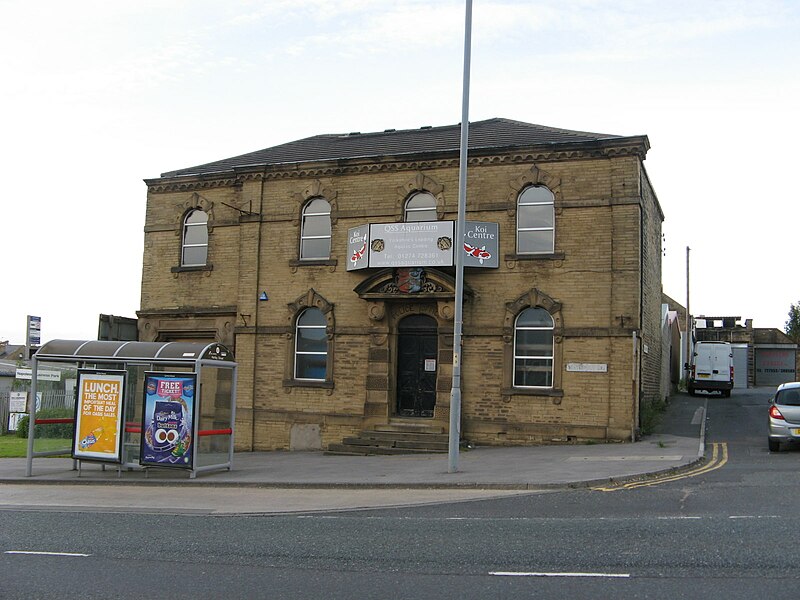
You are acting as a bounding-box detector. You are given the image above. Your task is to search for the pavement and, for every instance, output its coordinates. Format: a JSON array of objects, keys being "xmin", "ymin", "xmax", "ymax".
[{"xmin": 0, "ymin": 393, "xmax": 708, "ymax": 515}]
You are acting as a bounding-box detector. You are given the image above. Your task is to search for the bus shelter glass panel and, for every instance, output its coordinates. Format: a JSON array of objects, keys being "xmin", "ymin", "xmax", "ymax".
[
  {"xmin": 196, "ymin": 366, "xmax": 234, "ymax": 468},
  {"xmin": 26, "ymin": 360, "xmax": 77, "ymax": 454},
  {"xmin": 122, "ymin": 364, "xmax": 149, "ymax": 465}
]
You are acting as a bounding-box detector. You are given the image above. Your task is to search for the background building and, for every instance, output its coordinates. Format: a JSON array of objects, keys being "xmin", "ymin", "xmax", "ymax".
[
  {"xmin": 694, "ymin": 316, "xmax": 797, "ymax": 387},
  {"xmin": 139, "ymin": 118, "xmax": 664, "ymax": 451}
]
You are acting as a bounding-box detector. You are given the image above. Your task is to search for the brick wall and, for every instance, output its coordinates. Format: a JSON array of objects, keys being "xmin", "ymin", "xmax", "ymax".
[{"xmin": 638, "ymin": 166, "xmax": 666, "ymax": 421}]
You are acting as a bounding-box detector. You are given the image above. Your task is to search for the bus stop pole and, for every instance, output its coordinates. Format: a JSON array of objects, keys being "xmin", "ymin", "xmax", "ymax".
[{"xmin": 25, "ymin": 357, "xmax": 38, "ymax": 477}]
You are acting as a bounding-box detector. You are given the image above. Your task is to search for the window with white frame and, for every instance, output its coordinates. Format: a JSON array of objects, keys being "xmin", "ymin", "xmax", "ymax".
[
  {"xmin": 300, "ymin": 198, "xmax": 331, "ymax": 260},
  {"xmin": 513, "ymin": 307, "xmax": 554, "ymax": 387},
  {"xmin": 294, "ymin": 308, "xmax": 328, "ymax": 380},
  {"xmin": 181, "ymin": 209, "xmax": 209, "ymax": 267},
  {"xmin": 516, "ymin": 185, "xmax": 554, "ymax": 254},
  {"xmin": 404, "ymin": 191, "xmax": 437, "ymax": 222}
]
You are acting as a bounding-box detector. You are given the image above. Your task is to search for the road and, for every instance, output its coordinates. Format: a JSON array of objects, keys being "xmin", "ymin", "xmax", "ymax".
[{"xmin": 2, "ymin": 388, "xmax": 798, "ymax": 599}]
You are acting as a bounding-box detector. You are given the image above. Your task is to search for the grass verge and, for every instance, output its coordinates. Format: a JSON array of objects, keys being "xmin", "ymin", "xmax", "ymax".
[{"xmin": 0, "ymin": 434, "xmax": 71, "ymax": 458}]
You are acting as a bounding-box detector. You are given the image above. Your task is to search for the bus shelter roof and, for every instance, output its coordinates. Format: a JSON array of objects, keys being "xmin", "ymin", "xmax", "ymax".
[{"xmin": 33, "ymin": 340, "xmax": 235, "ymax": 364}]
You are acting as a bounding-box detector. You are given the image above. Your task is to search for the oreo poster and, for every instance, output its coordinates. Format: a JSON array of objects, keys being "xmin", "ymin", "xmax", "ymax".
[
  {"xmin": 72, "ymin": 370, "xmax": 126, "ymax": 463},
  {"xmin": 140, "ymin": 373, "xmax": 196, "ymax": 469}
]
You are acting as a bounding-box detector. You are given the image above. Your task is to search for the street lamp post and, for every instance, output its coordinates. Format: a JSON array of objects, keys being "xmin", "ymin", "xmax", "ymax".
[{"xmin": 448, "ymin": 0, "xmax": 473, "ymax": 474}]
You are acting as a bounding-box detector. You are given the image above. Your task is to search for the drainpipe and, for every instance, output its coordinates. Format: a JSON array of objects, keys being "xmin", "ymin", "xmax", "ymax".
[
  {"xmin": 250, "ymin": 170, "xmax": 266, "ymax": 451},
  {"xmin": 632, "ymin": 331, "xmax": 638, "ymax": 443}
]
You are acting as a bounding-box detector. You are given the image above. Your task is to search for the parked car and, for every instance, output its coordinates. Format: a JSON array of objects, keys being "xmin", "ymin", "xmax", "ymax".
[
  {"xmin": 688, "ymin": 341, "xmax": 734, "ymax": 397},
  {"xmin": 767, "ymin": 381, "xmax": 800, "ymax": 452}
]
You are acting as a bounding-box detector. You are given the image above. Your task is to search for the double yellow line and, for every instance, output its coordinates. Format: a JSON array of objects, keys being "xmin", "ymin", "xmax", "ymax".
[{"xmin": 592, "ymin": 442, "xmax": 728, "ymax": 492}]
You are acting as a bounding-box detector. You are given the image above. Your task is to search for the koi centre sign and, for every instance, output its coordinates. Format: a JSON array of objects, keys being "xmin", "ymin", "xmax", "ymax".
[{"xmin": 347, "ymin": 221, "xmax": 498, "ymax": 270}]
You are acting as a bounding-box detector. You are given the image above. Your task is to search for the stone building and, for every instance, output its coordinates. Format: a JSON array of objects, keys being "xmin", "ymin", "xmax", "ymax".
[{"xmin": 139, "ymin": 118, "xmax": 664, "ymax": 451}]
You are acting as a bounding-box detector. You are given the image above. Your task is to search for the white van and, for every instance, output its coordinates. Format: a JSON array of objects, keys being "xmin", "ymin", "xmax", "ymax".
[{"xmin": 688, "ymin": 341, "xmax": 734, "ymax": 397}]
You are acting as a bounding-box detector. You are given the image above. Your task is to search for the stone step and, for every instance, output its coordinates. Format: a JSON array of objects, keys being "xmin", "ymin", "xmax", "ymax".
[
  {"xmin": 346, "ymin": 431, "xmax": 449, "ymax": 444},
  {"xmin": 325, "ymin": 443, "xmax": 447, "ymax": 456},
  {"xmin": 326, "ymin": 424, "xmax": 451, "ymax": 455},
  {"xmin": 340, "ymin": 436, "xmax": 449, "ymax": 451},
  {"xmin": 394, "ymin": 439, "xmax": 449, "ymax": 451},
  {"xmin": 373, "ymin": 423, "xmax": 445, "ymax": 435}
]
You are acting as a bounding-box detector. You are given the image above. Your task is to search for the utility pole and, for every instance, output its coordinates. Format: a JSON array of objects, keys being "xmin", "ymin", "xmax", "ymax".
[
  {"xmin": 448, "ymin": 0, "xmax": 472, "ymax": 474},
  {"xmin": 685, "ymin": 246, "xmax": 691, "ymax": 383}
]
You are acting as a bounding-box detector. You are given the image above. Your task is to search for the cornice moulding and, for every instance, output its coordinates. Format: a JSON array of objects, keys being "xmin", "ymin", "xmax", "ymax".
[
  {"xmin": 146, "ymin": 138, "xmax": 649, "ymax": 194},
  {"xmin": 137, "ymin": 306, "xmax": 237, "ymax": 318}
]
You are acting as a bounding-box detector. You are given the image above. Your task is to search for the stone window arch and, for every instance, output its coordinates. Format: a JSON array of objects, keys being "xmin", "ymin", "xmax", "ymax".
[
  {"xmin": 294, "ymin": 307, "xmax": 329, "ymax": 381},
  {"xmin": 505, "ymin": 165, "xmax": 564, "ymax": 261},
  {"xmin": 503, "ymin": 288, "xmax": 564, "ymax": 399},
  {"xmin": 181, "ymin": 208, "xmax": 209, "ymax": 267},
  {"xmin": 290, "ymin": 180, "xmax": 338, "ymax": 268},
  {"xmin": 395, "ymin": 172, "xmax": 445, "ymax": 221},
  {"xmin": 172, "ymin": 192, "xmax": 214, "ymax": 272},
  {"xmin": 513, "ymin": 307, "xmax": 554, "ymax": 387},
  {"xmin": 516, "ymin": 185, "xmax": 554, "ymax": 255},
  {"xmin": 284, "ymin": 289, "xmax": 335, "ymax": 389},
  {"xmin": 300, "ymin": 197, "xmax": 331, "ymax": 260},
  {"xmin": 404, "ymin": 191, "xmax": 438, "ymax": 222}
]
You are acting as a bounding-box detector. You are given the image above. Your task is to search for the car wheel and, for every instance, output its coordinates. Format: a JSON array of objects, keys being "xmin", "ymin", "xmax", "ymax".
[
  {"xmin": 769, "ymin": 439, "xmax": 781, "ymax": 452},
  {"xmin": 688, "ymin": 386, "xmax": 696, "ymax": 397},
  {"xmin": 722, "ymin": 390, "xmax": 731, "ymax": 398}
]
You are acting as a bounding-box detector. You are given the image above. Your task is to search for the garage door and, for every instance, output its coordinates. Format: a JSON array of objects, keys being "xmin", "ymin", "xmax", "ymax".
[
  {"xmin": 732, "ymin": 345, "xmax": 748, "ymax": 388},
  {"xmin": 754, "ymin": 348, "xmax": 797, "ymax": 386}
]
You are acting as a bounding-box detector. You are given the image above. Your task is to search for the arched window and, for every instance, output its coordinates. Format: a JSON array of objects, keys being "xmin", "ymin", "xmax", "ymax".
[
  {"xmin": 295, "ymin": 308, "xmax": 328, "ymax": 380},
  {"xmin": 181, "ymin": 209, "xmax": 208, "ymax": 267},
  {"xmin": 516, "ymin": 185, "xmax": 554, "ymax": 254},
  {"xmin": 513, "ymin": 307, "xmax": 554, "ymax": 387},
  {"xmin": 300, "ymin": 198, "xmax": 331, "ymax": 260},
  {"xmin": 404, "ymin": 191, "xmax": 437, "ymax": 222}
]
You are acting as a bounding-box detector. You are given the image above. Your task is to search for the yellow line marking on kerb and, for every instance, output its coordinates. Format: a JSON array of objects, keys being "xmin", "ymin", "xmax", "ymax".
[{"xmin": 591, "ymin": 442, "xmax": 728, "ymax": 492}]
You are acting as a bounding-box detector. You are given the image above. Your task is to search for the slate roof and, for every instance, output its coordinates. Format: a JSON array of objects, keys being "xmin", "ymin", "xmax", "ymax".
[
  {"xmin": 160, "ymin": 118, "xmax": 643, "ymax": 179},
  {"xmin": 0, "ymin": 344, "xmax": 24, "ymax": 361}
]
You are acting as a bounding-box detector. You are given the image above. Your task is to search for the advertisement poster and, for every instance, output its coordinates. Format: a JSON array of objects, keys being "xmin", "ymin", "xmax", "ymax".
[
  {"xmin": 72, "ymin": 370, "xmax": 126, "ymax": 462},
  {"xmin": 140, "ymin": 373, "xmax": 195, "ymax": 469}
]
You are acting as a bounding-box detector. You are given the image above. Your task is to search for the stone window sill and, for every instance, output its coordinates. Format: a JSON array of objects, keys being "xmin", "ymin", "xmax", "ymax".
[
  {"xmin": 288, "ymin": 259, "xmax": 338, "ymax": 267},
  {"xmin": 502, "ymin": 387, "xmax": 564, "ymax": 398},
  {"xmin": 504, "ymin": 252, "xmax": 565, "ymax": 261},
  {"xmin": 283, "ymin": 379, "xmax": 335, "ymax": 389},
  {"xmin": 171, "ymin": 264, "xmax": 213, "ymax": 273}
]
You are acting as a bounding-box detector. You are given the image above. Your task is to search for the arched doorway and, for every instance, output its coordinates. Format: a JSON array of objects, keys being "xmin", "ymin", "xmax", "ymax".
[{"xmin": 396, "ymin": 314, "xmax": 438, "ymax": 417}]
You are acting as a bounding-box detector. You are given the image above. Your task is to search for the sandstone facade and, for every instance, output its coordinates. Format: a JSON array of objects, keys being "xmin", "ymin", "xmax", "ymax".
[{"xmin": 139, "ymin": 119, "xmax": 664, "ymax": 450}]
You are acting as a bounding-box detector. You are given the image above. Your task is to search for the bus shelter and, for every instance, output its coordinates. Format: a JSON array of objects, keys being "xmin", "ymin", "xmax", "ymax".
[{"xmin": 25, "ymin": 340, "xmax": 237, "ymax": 479}]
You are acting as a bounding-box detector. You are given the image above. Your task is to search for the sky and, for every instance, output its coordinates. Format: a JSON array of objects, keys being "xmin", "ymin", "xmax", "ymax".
[{"xmin": 1, "ymin": 0, "xmax": 798, "ymax": 344}]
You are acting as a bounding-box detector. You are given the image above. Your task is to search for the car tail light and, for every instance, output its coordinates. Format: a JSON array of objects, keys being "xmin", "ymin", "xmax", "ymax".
[
  {"xmin": 730, "ymin": 366, "xmax": 734, "ymax": 381},
  {"xmin": 769, "ymin": 405, "xmax": 785, "ymax": 420}
]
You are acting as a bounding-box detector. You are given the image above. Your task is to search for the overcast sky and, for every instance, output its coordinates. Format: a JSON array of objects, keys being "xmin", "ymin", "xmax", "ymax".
[{"xmin": 2, "ymin": 0, "xmax": 798, "ymax": 344}]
